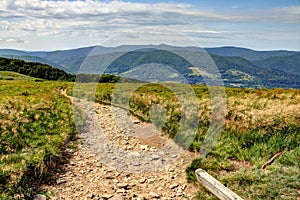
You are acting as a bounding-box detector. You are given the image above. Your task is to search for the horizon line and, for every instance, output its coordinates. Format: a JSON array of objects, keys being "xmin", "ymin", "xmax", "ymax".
[{"xmin": 0, "ymin": 44, "xmax": 300, "ymax": 52}]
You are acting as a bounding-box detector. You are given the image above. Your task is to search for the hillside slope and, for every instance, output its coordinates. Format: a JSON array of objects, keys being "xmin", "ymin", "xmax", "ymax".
[
  {"xmin": 254, "ymin": 54, "xmax": 300, "ymax": 75},
  {"xmin": 85, "ymin": 49, "xmax": 300, "ymax": 88},
  {"xmin": 0, "ymin": 57, "xmax": 75, "ymax": 81},
  {"xmin": 205, "ymin": 46, "xmax": 299, "ymax": 61}
]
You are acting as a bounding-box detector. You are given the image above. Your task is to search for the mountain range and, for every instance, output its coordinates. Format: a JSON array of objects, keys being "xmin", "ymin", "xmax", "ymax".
[{"xmin": 0, "ymin": 45, "xmax": 299, "ymax": 88}]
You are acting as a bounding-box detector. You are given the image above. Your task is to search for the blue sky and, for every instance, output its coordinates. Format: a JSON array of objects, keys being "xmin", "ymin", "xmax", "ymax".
[{"xmin": 0, "ymin": 0, "xmax": 299, "ymax": 50}]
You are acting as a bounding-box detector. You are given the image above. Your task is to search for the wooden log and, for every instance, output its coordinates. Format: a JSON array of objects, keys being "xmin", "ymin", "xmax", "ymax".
[{"xmin": 195, "ymin": 169, "xmax": 244, "ymax": 200}]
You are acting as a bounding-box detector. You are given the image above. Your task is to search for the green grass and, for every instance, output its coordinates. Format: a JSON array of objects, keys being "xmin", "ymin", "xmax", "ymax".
[
  {"xmin": 0, "ymin": 80, "xmax": 75, "ymax": 199},
  {"xmin": 1, "ymin": 79, "xmax": 299, "ymax": 199},
  {"xmin": 185, "ymin": 88, "xmax": 300, "ymax": 199},
  {"xmin": 186, "ymin": 127, "xmax": 299, "ymax": 199}
]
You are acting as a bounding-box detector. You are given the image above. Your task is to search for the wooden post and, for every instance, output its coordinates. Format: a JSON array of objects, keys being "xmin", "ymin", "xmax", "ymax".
[{"xmin": 195, "ymin": 169, "xmax": 244, "ymax": 200}]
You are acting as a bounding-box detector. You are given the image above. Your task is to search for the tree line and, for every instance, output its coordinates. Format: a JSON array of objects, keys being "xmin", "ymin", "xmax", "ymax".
[{"xmin": 0, "ymin": 57, "xmax": 124, "ymax": 83}]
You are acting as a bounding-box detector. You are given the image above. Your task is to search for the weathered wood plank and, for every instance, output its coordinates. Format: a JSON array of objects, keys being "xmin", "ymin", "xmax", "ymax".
[{"xmin": 195, "ymin": 169, "xmax": 244, "ymax": 200}]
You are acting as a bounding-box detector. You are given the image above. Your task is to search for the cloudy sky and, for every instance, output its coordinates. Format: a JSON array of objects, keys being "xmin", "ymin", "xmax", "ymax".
[{"xmin": 0, "ymin": 0, "xmax": 299, "ymax": 51}]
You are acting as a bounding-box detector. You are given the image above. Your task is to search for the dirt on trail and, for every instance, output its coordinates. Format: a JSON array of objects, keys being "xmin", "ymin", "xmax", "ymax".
[{"xmin": 39, "ymin": 90, "xmax": 199, "ymax": 199}]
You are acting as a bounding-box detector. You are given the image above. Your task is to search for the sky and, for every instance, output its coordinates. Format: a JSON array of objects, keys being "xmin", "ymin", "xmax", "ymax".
[{"xmin": 0, "ymin": 0, "xmax": 299, "ymax": 51}]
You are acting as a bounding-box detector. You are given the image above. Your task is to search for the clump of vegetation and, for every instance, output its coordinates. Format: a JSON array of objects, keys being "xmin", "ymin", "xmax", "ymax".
[
  {"xmin": 0, "ymin": 80, "xmax": 75, "ymax": 199},
  {"xmin": 186, "ymin": 88, "xmax": 300, "ymax": 199}
]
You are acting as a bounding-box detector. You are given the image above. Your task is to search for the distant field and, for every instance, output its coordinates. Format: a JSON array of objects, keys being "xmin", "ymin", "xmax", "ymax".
[{"xmin": 1, "ymin": 78, "xmax": 299, "ymax": 199}]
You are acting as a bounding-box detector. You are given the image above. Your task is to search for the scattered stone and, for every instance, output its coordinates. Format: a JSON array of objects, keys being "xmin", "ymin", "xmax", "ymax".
[
  {"xmin": 105, "ymin": 175, "xmax": 114, "ymax": 179},
  {"xmin": 137, "ymin": 195, "xmax": 145, "ymax": 200},
  {"xmin": 147, "ymin": 178, "xmax": 156, "ymax": 183},
  {"xmin": 132, "ymin": 162, "xmax": 141, "ymax": 166},
  {"xmin": 177, "ymin": 187, "xmax": 183, "ymax": 193},
  {"xmin": 87, "ymin": 193, "xmax": 95, "ymax": 199},
  {"xmin": 70, "ymin": 161, "xmax": 76, "ymax": 166},
  {"xmin": 139, "ymin": 145, "xmax": 149, "ymax": 150},
  {"xmin": 149, "ymin": 192, "xmax": 160, "ymax": 198},
  {"xmin": 124, "ymin": 172, "xmax": 131, "ymax": 177},
  {"xmin": 96, "ymin": 163, "xmax": 102, "ymax": 167},
  {"xmin": 125, "ymin": 146, "xmax": 134, "ymax": 150},
  {"xmin": 169, "ymin": 183, "xmax": 179, "ymax": 189},
  {"xmin": 117, "ymin": 183, "xmax": 128, "ymax": 189},
  {"xmin": 176, "ymin": 192, "xmax": 184, "ymax": 197},
  {"xmin": 111, "ymin": 194, "xmax": 124, "ymax": 200},
  {"xmin": 116, "ymin": 188, "xmax": 126, "ymax": 193},
  {"xmin": 33, "ymin": 194, "xmax": 46, "ymax": 200},
  {"xmin": 133, "ymin": 119, "xmax": 140, "ymax": 124},
  {"xmin": 171, "ymin": 154, "xmax": 177, "ymax": 158},
  {"xmin": 168, "ymin": 168, "xmax": 175, "ymax": 172},
  {"xmin": 102, "ymin": 194, "xmax": 113, "ymax": 199},
  {"xmin": 113, "ymin": 179, "xmax": 119, "ymax": 183},
  {"xmin": 151, "ymin": 155, "xmax": 160, "ymax": 161},
  {"xmin": 129, "ymin": 182, "xmax": 136, "ymax": 187},
  {"xmin": 139, "ymin": 178, "xmax": 147, "ymax": 183},
  {"xmin": 56, "ymin": 178, "xmax": 66, "ymax": 185},
  {"xmin": 150, "ymin": 147, "xmax": 157, "ymax": 152},
  {"xmin": 107, "ymin": 169, "xmax": 113, "ymax": 172},
  {"xmin": 39, "ymin": 103, "xmax": 197, "ymax": 199}
]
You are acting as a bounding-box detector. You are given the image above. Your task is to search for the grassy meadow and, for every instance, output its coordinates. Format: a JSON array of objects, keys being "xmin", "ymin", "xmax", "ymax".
[
  {"xmin": 1, "ymin": 73, "xmax": 299, "ymax": 199},
  {"xmin": 0, "ymin": 77, "xmax": 75, "ymax": 199}
]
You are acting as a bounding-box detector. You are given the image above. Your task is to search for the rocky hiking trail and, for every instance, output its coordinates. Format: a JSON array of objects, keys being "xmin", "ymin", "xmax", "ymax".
[{"xmin": 39, "ymin": 90, "xmax": 198, "ymax": 199}]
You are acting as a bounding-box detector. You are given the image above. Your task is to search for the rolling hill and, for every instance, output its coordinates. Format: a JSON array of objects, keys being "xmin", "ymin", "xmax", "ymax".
[
  {"xmin": 72, "ymin": 47, "xmax": 300, "ymax": 88},
  {"xmin": 0, "ymin": 45, "xmax": 299, "ymax": 88},
  {"xmin": 254, "ymin": 54, "xmax": 300, "ymax": 75},
  {"xmin": 205, "ymin": 46, "xmax": 299, "ymax": 62}
]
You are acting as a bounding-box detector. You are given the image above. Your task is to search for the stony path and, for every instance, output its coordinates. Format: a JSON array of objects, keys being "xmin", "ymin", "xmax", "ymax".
[{"xmin": 40, "ymin": 90, "xmax": 198, "ymax": 199}]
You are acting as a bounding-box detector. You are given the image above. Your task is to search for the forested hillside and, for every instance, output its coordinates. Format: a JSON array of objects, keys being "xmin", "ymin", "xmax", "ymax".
[
  {"xmin": 0, "ymin": 57, "xmax": 128, "ymax": 83},
  {"xmin": 0, "ymin": 57, "xmax": 75, "ymax": 81},
  {"xmin": 205, "ymin": 46, "xmax": 299, "ymax": 61},
  {"xmin": 254, "ymin": 54, "xmax": 300, "ymax": 75}
]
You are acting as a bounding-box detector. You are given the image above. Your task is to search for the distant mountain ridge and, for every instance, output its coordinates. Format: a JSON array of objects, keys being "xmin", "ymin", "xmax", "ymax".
[
  {"xmin": 254, "ymin": 53, "xmax": 300, "ymax": 76},
  {"xmin": 0, "ymin": 45, "xmax": 299, "ymax": 88},
  {"xmin": 205, "ymin": 46, "xmax": 299, "ymax": 62}
]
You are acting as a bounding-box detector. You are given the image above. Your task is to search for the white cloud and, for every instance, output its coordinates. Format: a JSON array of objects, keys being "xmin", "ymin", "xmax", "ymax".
[
  {"xmin": 0, "ymin": 38, "xmax": 26, "ymax": 43},
  {"xmin": 269, "ymin": 6, "xmax": 300, "ymax": 23},
  {"xmin": 0, "ymin": 0, "xmax": 299, "ymax": 50},
  {"xmin": 3, "ymin": 0, "xmax": 295, "ymax": 24}
]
